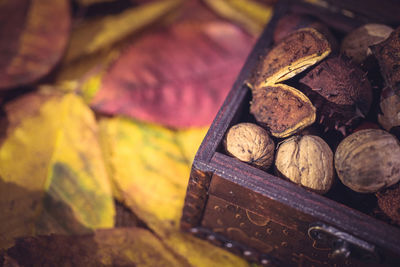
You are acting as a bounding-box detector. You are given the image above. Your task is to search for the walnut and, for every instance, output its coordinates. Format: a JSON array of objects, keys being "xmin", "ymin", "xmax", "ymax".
[
  {"xmin": 250, "ymin": 84, "xmax": 316, "ymax": 138},
  {"xmin": 378, "ymin": 86, "xmax": 400, "ymax": 131},
  {"xmin": 224, "ymin": 123, "xmax": 275, "ymax": 170},
  {"xmin": 254, "ymin": 27, "xmax": 332, "ymax": 88},
  {"xmin": 335, "ymin": 129, "xmax": 400, "ymax": 193},
  {"xmin": 341, "ymin": 24, "xmax": 393, "ymax": 65},
  {"xmin": 299, "ymin": 56, "xmax": 373, "ymax": 134},
  {"xmin": 371, "ymin": 26, "xmax": 400, "ymax": 97},
  {"xmin": 274, "ymin": 135, "xmax": 334, "ymax": 194}
]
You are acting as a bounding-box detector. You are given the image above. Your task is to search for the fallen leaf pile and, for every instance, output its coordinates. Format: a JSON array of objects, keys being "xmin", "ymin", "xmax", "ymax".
[{"xmin": 0, "ymin": 0, "xmax": 274, "ymax": 265}]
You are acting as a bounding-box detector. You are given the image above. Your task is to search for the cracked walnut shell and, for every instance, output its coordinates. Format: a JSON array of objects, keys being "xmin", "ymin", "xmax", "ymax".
[
  {"xmin": 255, "ymin": 27, "xmax": 331, "ymax": 88},
  {"xmin": 335, "ymin": 129, "xmax": 400, "ymax": 193},
  {"xmin": 224, "ymin": 123, "xmax": 275, "ymax": 170},
  {"xmin": 250, "ymin": 84, "xmax": 316, "ymax": 138},
  {"xmin": 275, "ymin": 135, "xmax": 334, "ymax": 194}
]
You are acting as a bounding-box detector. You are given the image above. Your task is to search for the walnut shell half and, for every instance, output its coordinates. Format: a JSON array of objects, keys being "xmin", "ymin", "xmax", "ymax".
[
  {"xmin": 335, "ymin": 129, "xmax": 400, "ymax": 193},
  {"xmin": 250, "ymin": 84, "xmax": 316, "ymax": 138},
  {"xmin": 255, "ymin": 27, "xmax": 331, "ymax": 88},
  {"xmin": 275, "ymin": 135, "xmax": 334, "ymax": 194},
  {"xmin": 224, "ymin": 123, "xmax": 275, "ymax": 170}
]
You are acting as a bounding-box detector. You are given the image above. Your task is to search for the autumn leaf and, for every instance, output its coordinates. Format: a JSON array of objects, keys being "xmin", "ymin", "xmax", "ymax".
[
  {"xmin": 99, "ymin": 117, "xmax": 251, "ymax": 267},
  {"xmin": 64, "ymin": 0, "xmax": 182, "ymax": 63},
  {"xmin": 203, "ymin": 0, "xmax": 274, "ymax": 36},
  {"xmin": 0, "ymin": 90, "xmax": 114, "ymax": 249},
  {"xmin": 4, "ymin": 228, "xmax": 188, "ymax": 266},
  {"xmin": 92, "ymin": 21, "xmax": 254, "ymax": 128},
  {"xmin": 75, "ymin": 0, "xmax": 116, "ymax": 7},
  {"xmin": 0, "ymin": 0, "xmax": 70, "ymax": 89},
  {"xmin": 55, "ymin": 48, "xmax": 120, "ymax": 103}
]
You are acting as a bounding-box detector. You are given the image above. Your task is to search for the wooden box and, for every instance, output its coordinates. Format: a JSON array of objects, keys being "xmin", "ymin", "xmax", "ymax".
[{"xmin": 180, "ymin": 0, "xmax": 400, "ymax": 266}]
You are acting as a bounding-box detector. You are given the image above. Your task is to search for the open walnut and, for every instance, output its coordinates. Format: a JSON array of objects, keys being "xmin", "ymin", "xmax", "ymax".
[
  {"xmin": 299, "ymin": 56, "xmax": 373, "ymax": 134},
  {"xmin": 254, "ymin": 27, "xmax": 332, "ymax": 88},
  {"xmin": 371, "ymin": 26, "xmax": 400, "ymax": 97},
  {"xmin": 275, "ymin": 135, "xmax": 334, "ymax": 194},
  {"xmin": 249, "ymin": 27, "xmax": 330, "ymax": 138},
  {"xmin": 224, "ymin": 123, "xmax": 275, "ymax": 170},
  {"xmin": 250, "ymin": 84, "xmax": 316, "ymax": 138}
]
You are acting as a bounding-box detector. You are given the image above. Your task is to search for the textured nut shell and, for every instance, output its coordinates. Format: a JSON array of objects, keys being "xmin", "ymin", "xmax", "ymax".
[
  {"xmin": 275, "ymin": 135, "xmax": 334, "ymax": 194},
  {"xmin": 299, "ymin": 57, "xmax": 373, "ymax": 132},
  {"xmin": 255, "ymin": 27, "xmax": 331, "ymax": 88},
  {"xmin": 378, "ymin": 87, "xmax": 400, "ymax": 131},
  {"xmin": 371, "ymin": 26, "xmax": 400, "ymax": 97},
  {"xmin": 335, "ymin": 129, "xmax": 400, "ymax": 193},
  {"xmin": 224, "ymin": 123, "xmax": 275, "ymax": 169},
  {"xmin": 376, "ymin": 183, "xmax": 400, "ymax": 225},
  {"xmin": 250, "ymin": 84, "xmax": 316, "ymax": 138},
  {"xmin": 341, "ymin": 24, "xmax": 393, "ymax": 64}
]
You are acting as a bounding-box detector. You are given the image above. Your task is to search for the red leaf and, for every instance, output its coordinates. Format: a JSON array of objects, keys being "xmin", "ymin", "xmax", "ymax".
[
  {"xmin": 0, "ymin": 0, "xmax": 70, "ymax": 89},
  {"xmin": 91, "ymin": 21, "xmax": 254, "ymax": 128}
]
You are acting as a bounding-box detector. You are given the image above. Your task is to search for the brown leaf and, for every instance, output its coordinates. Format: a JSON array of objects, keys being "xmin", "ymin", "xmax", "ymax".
[
  {"xmin": 0, "ymin": 90, "xmax": 115, "ymax": 249},
  {"xmin": 91, "ymin": 21, "xmax": 254, "ymax": 128},
  {"xmin": 4, "ymin": 228, "xmax": 188, "ymax": 266},
  {"xmin": 0, "ymin": 0, "xmax": 71, "ymax": 89}
]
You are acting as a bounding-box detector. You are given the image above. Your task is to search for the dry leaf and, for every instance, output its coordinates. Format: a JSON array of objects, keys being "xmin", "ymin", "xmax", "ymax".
[
  {"xmin": 92, "ymin": 21, "xmax": 254, "ymax": 128},
  {"xmin": 0, "ymin": 0, "xmax": 70, "ymax": 89},
  {"xmin": 4, "ymin": 228, "xmax": 187, "ymax": 266},
  {"xmin": 99, "ymin": 117, "xmax": 250, "ymax": 267},
  {"xmin": 64, "ymin": 0, "xmax": 182, "ymax": 63},
  {"xmin": 0, "ymin": 90, "xmax": 114, "ymax": 249},
  {"xmin": 203, "ymin": 0, "xmax": 273, "ymax": 36},
  {"xmin": 75, "ymin": 0, "xmax": 116, "ymax": 7}
]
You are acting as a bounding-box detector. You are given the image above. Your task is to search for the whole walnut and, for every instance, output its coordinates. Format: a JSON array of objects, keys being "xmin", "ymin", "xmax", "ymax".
[
  {"xmin": 335, "ymin": 129, "xmax": 400, "ymax": 193},
  {"xmin": 224, "ymin": 123, "xmax": 275, "ymax": 170},
  {"xmin": 275, "ymin": 135, "xmax": 334, "ymax": 194},
  {"xmin": 378, "ymin": 87, "xmax": 400, "ymax": 131},
  {"xmin": 341, "ymin": 24, "xmax": 393, "ymax": 65}
]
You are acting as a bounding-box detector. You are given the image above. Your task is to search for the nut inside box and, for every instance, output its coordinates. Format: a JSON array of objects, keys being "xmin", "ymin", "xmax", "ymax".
[{"xmin": 181, "ymin": 0, "xmax": 400, "ymax": 266}]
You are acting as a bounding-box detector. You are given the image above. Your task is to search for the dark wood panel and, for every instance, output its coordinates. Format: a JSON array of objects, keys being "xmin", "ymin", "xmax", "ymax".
[{"xmin": 208, "ymin": 152, "xmax": 400, "ymax": 266}]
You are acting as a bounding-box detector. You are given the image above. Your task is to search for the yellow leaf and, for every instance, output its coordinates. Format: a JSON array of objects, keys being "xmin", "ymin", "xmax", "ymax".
[
  {"xmin": 203, "ymin": 0, "xmax": 273, "ymax": 36},
  {"xmin": 5, "ymin": 228, "xmax": 188, "ymax": 266},
  {"xmin": 0, "ymin": 91, "xmax": 115, "ymax": 249},
  {"xmin": 99, "ymin": 117, "xmax": 250, "ymax": 267},
  {"xmin": 64, "ymin": 0, "xmax": 182, "ymax": 63}
]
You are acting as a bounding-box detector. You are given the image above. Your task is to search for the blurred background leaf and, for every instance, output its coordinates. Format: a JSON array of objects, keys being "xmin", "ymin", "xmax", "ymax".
[
  {"xmin": 0, "ymin": 0, "xmax": 70, "ymax": 89},
  {"xmin": 0, "ymin": 90, "xmax": 115, "ymax": 249},
  {"xmin": 0, "ymin": 0, "xmax": 277, "ymax": 264},
  {"xmin": 203, "ymin": 0, "xmax": 274, "ymax": 36},
  {"xmin": 91, "ymin": 20, "xmax": 255, "ymax": 128},
  {"xmin": 99, "ymin": 117, "xmax": 250, "ymax": 266},
  {"xmin": 4, "ymin": 228, "xmax": 189, "ymax": 266}
]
